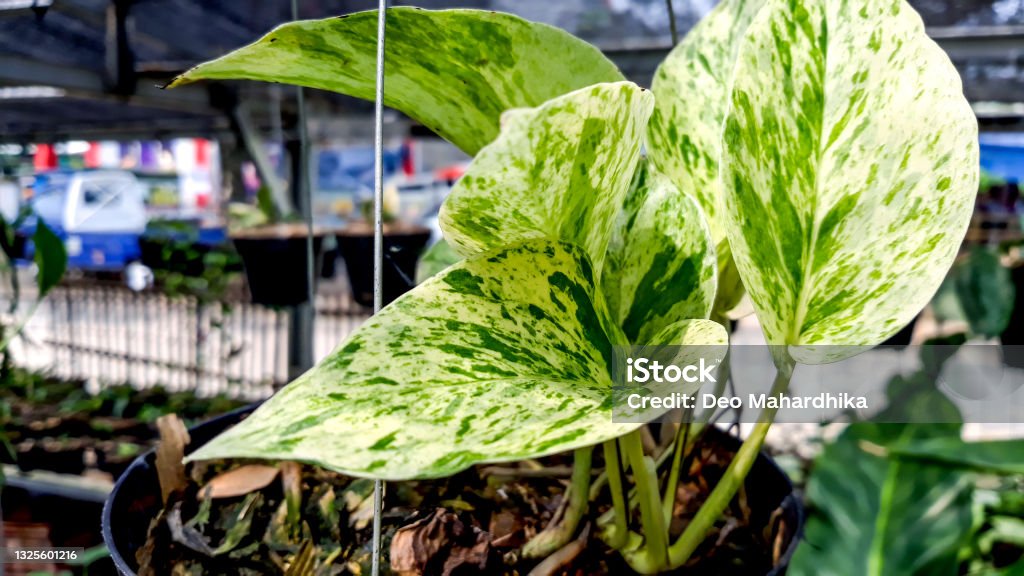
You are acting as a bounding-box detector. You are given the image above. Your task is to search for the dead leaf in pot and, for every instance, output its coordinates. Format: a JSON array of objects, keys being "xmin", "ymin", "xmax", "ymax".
[
  {"xmin": 155, "ymin": 415, "xmax": 190, "ymax": 504},
  {"xmin": 390, "ymin": 508, "xmax": 494, "ymax": 575},
  {"xmin": 198, "ymin": 464, "xmax": 279, "ymax": 499},
  {"xmin": 136, "ymin": 512, "xmax": 164, "ymax": 576},
  {"xmin": 441, "ymin": 528, "xmax": 491, "ymax": 576},
  {"xmin": 489, "ymin": 510, "xmax": 524, "ymax": 548},
  {"xmin": 281, "ymin": 462, "xmax": 303, "ymax": 530},
  {"xmin": 391, "ymin": 509, "xmax": 449, "ymax": 574}
]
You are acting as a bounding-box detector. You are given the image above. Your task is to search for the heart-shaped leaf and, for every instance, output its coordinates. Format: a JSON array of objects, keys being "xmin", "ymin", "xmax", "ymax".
[
  {"xmin": 647, "ymin": 0, "xmax": 766, "ymax": 245},
  {"xmin": 169, "ymin": 9, "xmax": 623, "ymax": 155},
  {"xmin": 440, "ymin": 82, "xmax": 653, "ymax": 273},
  {"xmin": 721, "ymin": 0, "xmax": 978, "ymax": 362},
  {"xmin": 790, "ymin": 423, "xmax": 975, "ymax": 576},
  {"xmin": 601, "ymin": 161, "xmax": 717, "ymax": 344},
  {"xmin": 188, "ymin": 240, "xmax": 724, "ymax": 480}
]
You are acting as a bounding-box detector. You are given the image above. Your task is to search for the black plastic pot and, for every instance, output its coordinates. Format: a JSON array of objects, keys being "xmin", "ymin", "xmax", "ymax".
[
  {"xmin": 232, "ymin": 229, "xmax": 325, "ymax": 307},
  {"xmin": 102, "ymin": 404, "xmax": 260, "ymax": 576},
  {"xmin": 321, "ymin": 244, "xmax": 339, "ymax": 279},
  {"xmin": 336, "ymin": 225, "xmax": 431, "ymax": 308},
  {"xmin": 103, "ymin": 405, "xmax": 803, "ymax": 575}
]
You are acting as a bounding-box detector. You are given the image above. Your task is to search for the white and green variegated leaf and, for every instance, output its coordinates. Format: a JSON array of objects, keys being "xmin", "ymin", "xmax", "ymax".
[
  {"xmin": 647, "ymin": 0, "xmax": 765, "ymax": 245},
  {"xmin": 439, "ymin": 82, "xmax": 653, "ymax": 273},
  {"xmin": 189, "ymin": 240, "xmax": 636, "ymax": 480},
  {"xmin": 415, "ymin": 238, "xmax": 462, "ymax": 285},
  {"xmin": 721, "ymin": 0, "xmax": 979, "ymax": 363},
  {"xmin": 169, "ymin": 9, "xmax": 624, "ymax": 155},
  {"xmin": 602, "ymin": 162, "xmax": 717, "ymax": 345}
]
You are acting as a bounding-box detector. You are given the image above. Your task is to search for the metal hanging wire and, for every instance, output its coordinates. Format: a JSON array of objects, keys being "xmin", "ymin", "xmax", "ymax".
[{"xmin": 371, "ymin": 1, "xmax": 389, "ymax": 574}]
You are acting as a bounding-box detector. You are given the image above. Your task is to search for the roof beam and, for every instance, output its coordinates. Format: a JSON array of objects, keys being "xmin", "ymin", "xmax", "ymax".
[
  {"xmin": 0, "ymin": 54, "xmax": 212, "ymax": 113},
  {"xmin": 0, "ymin": 116, "xmax": 231, "ymax": 143}
]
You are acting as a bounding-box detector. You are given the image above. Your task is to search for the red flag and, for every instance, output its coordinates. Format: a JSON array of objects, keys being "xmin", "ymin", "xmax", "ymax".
[{"xmin": 33, "ymin": 144, "xmax": 58, "ymax": 171}]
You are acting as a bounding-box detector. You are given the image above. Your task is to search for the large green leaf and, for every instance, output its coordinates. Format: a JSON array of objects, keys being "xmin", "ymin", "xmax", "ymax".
[
  {"xmin": 932, "ymin": 249, "xmax": 1016, "ymax": 338},
  {"xmin": 439, "ymin": 82, "xmax": 653, "ymax": 273},
  {"xmin": 601, "ymin": 161, "xmax": 717, "ymax": 344},
  {"xmin": 33, "ymin": 220, "xmax": 66, "ymax": 297},
  {"xmin": 793, "ymin": 370, "xmax": 973, "ymax": 575},
  {"xmin": 790, "ymin": 423, "xmax": 976, "ymax": 576},
  {"xmin": 951, "ymin": 248, "xmax": 1015, "ymax": 338},
  {"xmin": 721, "ymin": 0, "xmax": 978, "ymax": 362},
  {"xmin": 188, "ymin": 240, "xmax": 724, "ymax": 480},
  {"xmin": 169, "ymin": 9, "xmax": 623, "ymax": 155},
  {"xmin": 647, "ymin": 0, "xmax": 765, "ymax": 245}
]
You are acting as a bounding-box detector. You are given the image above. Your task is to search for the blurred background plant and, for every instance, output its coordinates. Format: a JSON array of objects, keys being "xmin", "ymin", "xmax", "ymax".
[{"xmin": 789, "ymin": 337, "xmax": 1024, "ymax": 575}]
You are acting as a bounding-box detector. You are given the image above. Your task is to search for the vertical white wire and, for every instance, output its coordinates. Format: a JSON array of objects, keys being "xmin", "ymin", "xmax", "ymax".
[{"xmin": 371, "ymin": 1, "xmax": 388, "ymax": 575}]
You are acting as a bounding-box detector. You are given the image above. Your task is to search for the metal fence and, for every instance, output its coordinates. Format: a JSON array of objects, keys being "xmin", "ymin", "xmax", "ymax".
[{"xmin": 6, "ymin": 275, "xmax": 370, "ymax": 399}]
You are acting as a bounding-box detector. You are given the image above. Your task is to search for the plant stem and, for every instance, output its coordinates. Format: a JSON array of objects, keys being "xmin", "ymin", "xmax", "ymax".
[
  {"xmin": 600, "ymin": 440, "xmax": 629, "ymax": 550},
  {"xmin": 522, "ymin": 446, "xmax": 593, "ymax": 559},
  {"xmin": 591, "ymin": 426, "xmax": 678, "ymax": 501},
  {"xmin": 662, "ymin": 421, "xmax": 702, "ymax": 522},
  {"xmin": 666, "ymin": 356, "xmax": 795, "ymax": 567},
  {"xmin": 621, "ymin": 430, "xmax": 668, "ymax": 570}
]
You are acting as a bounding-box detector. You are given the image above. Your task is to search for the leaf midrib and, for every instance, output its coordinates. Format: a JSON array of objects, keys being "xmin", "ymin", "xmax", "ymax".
[{"xmin": 789, "ymin": 4, "xmax": 829, "ymax": 346}]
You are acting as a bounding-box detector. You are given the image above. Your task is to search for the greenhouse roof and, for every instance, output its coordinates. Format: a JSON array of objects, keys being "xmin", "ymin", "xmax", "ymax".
[{"xmin": 1, "ymin": 0, "xmax": 1023, "ymax": 142}]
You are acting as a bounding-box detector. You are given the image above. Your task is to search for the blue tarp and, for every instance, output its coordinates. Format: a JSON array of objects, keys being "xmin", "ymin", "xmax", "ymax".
[{"xmin": 980, "ymin": 133, "xmax": 1024, "ymax": 184}]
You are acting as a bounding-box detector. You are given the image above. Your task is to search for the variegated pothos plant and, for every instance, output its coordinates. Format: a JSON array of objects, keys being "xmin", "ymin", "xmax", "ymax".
[{"xmin": 170, "ymin": 0, "xmax": 978, "ymax": 572}]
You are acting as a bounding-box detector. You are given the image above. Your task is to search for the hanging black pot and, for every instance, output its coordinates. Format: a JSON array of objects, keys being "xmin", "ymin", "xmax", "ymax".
[
  {"xmin": 336, "ymin": 223, "xmax": 431, "ymax": 308},
  {"xmin": 103, "ymin": 405, "xmax": 803, "ymax": 576},
  {"xmin": 231, "ymin": 225, "xmax": 326, "ymax": 307}
]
